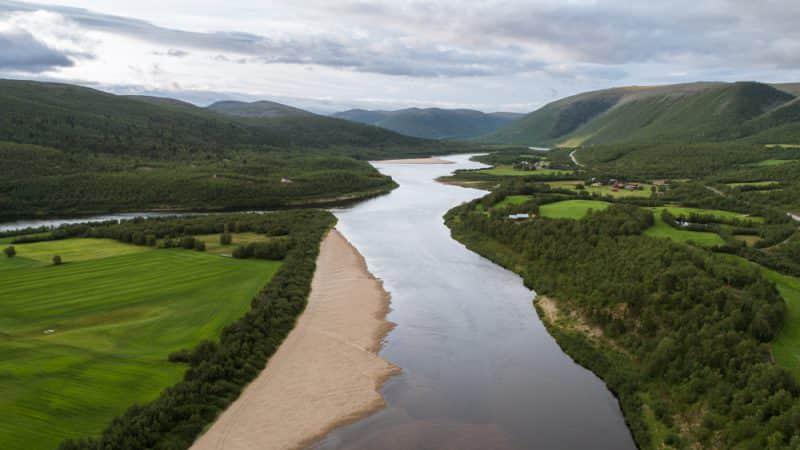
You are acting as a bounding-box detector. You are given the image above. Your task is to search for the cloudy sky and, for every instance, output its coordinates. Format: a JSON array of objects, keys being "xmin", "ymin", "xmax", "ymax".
[{"xmin": 1, "ymin": 0, "xmax": 800, "ymax": 113}]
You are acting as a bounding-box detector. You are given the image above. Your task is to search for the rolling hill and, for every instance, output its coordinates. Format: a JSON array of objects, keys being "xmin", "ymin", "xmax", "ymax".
[
  {"xmin": 334, "ymin": 107, "xmax": 523, "ymax": 139},
  {"xmin": 479, "ymin": 81, "xmax": 800, "ymax": 147},
  {"xmin": 207, "ymin": 100, "xmax": 314, "ymax": 118},
  {"xmin": 0, "ymin": 79, "xmax": 430, "ymax": 157}
]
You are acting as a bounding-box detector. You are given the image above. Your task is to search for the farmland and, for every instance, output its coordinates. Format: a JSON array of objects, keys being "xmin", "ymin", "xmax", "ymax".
[
  {"xmin": 476, "ymin": 165, "xmax": 573, "ymax": 177},
  {"xmin": 539, "ymin": 199, "xmax": 611, "ymax": 219},
  {"xmin": 643, "ymin": 212, "xmax": 726, "ymax": 247},
  {"xmin": 0, "ymin": 238, "xmax": 280, "ymax": 449}
]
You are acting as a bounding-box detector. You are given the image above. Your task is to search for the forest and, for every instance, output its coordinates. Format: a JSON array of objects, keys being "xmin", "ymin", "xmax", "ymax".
[{"xmin": 447, "ymin": 193, "xmax": 798, "ymax": 449}]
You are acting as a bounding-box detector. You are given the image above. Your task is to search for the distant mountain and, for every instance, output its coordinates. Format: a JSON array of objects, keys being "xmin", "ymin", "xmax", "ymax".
[
  {"xmin": 479, "ymin": 81, "xmax": 800, "ymax": 146},
  {"xmin": 207, "ymin": 100, "xmax": 314, "ymax": 118},
  {"xmin": 0, "ymin": 79, "xmax": 430, "ymax": 157},
  {"xmin": 333, "ymin": 108, "xmax": 524, "ymax": 139}
]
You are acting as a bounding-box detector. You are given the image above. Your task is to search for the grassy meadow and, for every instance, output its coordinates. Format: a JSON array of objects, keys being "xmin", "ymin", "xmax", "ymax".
[
  {"xmin": 492, "ymin": 195, "xmax": 534, "ymax": 209},
  {"xmin": 539, "ymin": 199, "xmax": 611, "ymax": 219},
  {"xmin": 650, "ymin": 206, "xmax": 763, "ymax": 223},
  {"xmin": 644, "ymin": 213, "xmax": 725, "ymax": 247},
  {"xmin": 546, "ymin": 180, "xmax": 653, "ymax": 198},
  {"xmin": 0, "ymin": 238, "xmax": 280, "ymax": 449},
  {"xmin": 476, "ymin": 165, "xmax": 573, "ymax": 177}
]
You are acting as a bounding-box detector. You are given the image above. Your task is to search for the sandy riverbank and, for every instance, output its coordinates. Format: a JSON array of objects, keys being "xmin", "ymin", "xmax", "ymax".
[
  {"xmin": 191, "ymin": 229, "xmax": 398, "ymax": 450},
  {"xmin": 374, "ymin": 157, "xmax": 454, "ymax": 164}
]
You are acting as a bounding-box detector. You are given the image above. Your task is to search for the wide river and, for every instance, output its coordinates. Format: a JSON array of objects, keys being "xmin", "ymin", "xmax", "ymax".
[
  {"xmin": 316, "ymin": 154, "xmax": 635, "ymax": 449},
  {"xmin": 0, "ymin": 154, "xmax": 636, "ymax": 449}
]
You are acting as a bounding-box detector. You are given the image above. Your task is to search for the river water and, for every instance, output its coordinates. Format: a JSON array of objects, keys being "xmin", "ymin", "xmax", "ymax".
[
  {"xmin": 316, "ymin": 154, "xmax": 635, "ymax": 449},
  {"xmin": 0, "ymin": 154, "xmax": 635, "ymax": 449}
]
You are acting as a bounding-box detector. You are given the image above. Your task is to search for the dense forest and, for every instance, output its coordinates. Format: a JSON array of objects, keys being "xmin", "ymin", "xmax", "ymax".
[
  {"xmin": 0, "ymin": 79, "xmax": 462, "ymax": 221},
  {"xmin": 446, "ymin": 189, "xmax": 799, "ymax": 449},
  {"xmin": 1, "ymin": 211, "xmax": 337, "ymax": 449}
]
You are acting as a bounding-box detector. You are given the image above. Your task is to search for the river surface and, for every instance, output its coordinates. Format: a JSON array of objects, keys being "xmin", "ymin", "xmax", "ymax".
[
  {"xmin": 0, "ymin": 155, "xmax": 636, "ymax": 449},
  {"xmin": 316, "ymin": 154, "xmax": 635, "ymax": 450}
]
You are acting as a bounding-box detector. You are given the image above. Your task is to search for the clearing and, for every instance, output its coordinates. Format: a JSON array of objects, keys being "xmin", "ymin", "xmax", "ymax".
[{"xmin": 539, "ymin": 200, "xmax": 611, "ymax": 220}]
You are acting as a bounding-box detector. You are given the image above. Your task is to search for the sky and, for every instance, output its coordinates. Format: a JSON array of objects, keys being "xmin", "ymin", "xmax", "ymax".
[{"xmin": 1, "ymin": 0, "xmax": 800, "ymax": 114}]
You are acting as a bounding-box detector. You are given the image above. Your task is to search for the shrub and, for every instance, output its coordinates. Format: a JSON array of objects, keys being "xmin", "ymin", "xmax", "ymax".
[
  {"xmin": 3, "ymin": 246, "xmax": 15, "ymax": 258},
  {"xmin": 194, "ymin": 240, "xmax": 206, "ymax": 252},
  {"xmin": 220, "ymin": 233, "xmax": 232, "ymax": 245},
  {"xmin": 52, "ymin": 255, "xmax": 62, "ymax": 265}
]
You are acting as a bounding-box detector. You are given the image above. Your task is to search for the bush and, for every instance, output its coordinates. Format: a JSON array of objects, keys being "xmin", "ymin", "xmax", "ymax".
[
  {"xmin": 220, "ymin": 233, "xmax": 232, "ymax": 245},
  {"xmin": 179, "ymin": 236, "xmax": 196, "ymax": 250},
  {"xmin": 3, "ymin": 246, "xmax": 15, "ymax": 258},
  {"xmin": 194, "ymin": 240, "xmax": 206, "ymax": 252},
  {"xmin": 52, "ymin": 255, "xmax": 62, "ymax": 265}
]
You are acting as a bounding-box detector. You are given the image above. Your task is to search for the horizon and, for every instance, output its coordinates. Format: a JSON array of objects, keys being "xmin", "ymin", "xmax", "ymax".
[{"xmin": 2, "ymin": 1, "xmax": 800, "ymax": 114}]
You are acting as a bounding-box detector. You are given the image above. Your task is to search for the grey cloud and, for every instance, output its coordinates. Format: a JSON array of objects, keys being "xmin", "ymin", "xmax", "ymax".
[{"xmin": 0, "ymin": 27, "xmax": 73, "ymax": 72}]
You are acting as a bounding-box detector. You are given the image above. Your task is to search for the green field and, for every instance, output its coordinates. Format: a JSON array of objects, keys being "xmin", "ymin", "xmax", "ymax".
[
  {"xmin": 650, "ymin": 206, "xmax": 763, "ymax": 223},
  {"xmin": 477, "ymin": 165, "xmax": 573, "ymax": 177},
  {"xmin": 644, "ymin": 213, "xmax": 725, "ymax": 247},
  {"xmin": 726, "ymin": 181, "xmax": 779, "ymax": 188},
  {"xmin": 493, "ymin": 195, "xmax": 534, "ymax": 209},
  {"xmin": 547, "ymin": 180, "xmax": 653, "ymax": 198},
  {"xmin": 753, "ymin": 159, "xmax": 798, "ymax": 166},
  {"xmin": 0, "ymin": 238, "xmax": 280, "ymax": 449},
  {"xmin": 539, "ymin": 200, "xmax": 611, "ymax": 219}
]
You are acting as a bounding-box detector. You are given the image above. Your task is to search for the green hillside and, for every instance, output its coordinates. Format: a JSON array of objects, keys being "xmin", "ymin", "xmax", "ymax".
[
  {"xmin": 0, "ymin": 79, "xmax": 450, "ymax": 220},
  {"xmin": 207, "ymin": 100, "xmax": 314, "ymax": 118},
  {"xmin": 0, "ymin": 79, "xmax": 428, "ymax": 157},
  {"xmin": 480, "ymin": 81, "xmax": 800, "ymax": 146},
  {"xmin": 334, "ymin": 107, "xmax": 522, "ymax": 139}
]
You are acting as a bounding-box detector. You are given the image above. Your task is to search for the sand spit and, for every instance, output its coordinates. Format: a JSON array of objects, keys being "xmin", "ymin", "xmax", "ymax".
[
  {"xmin": 374, "ymin": 157, "xmax": 454, "ymax": 164},
  {"xmin": 191, "ymin": 229, "xmax": 398, "ymax": 450}
]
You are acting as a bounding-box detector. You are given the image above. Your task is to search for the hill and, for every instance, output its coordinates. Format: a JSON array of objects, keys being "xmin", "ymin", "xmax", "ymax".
[
  {"xmin": 207, "ymin": 100, "xmax": 314, "ymax": 118},
  {"xmin": 479, "ymin": 81, "xmax": 800, "ymax": 146},
  {"xmin": 0, "ymin": 79, "xmax": 430, "ymax": 158},
  {"xmin": 334, "ymin": 107, "xmax": 523, "ymax": 139},
  {"xmin": 0, "ymin": 79, "xmax": 450, "ymax": 220}
]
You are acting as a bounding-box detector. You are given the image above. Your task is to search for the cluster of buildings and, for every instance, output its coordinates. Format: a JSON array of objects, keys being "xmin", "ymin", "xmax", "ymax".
[{"xmin": 588, "ymin": 178, "xmax": 644, "ymax": 192}]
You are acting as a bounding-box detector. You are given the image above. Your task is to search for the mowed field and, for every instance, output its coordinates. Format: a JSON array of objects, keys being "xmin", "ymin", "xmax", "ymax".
[
  {"xmin": 539, "ymin": 199, "xmax": 610, "ymax": 219},
  {"xmin": 0, "ymin": 238, "xmax": 280, "ymax": 449},
  {"xmin": 476, "ymin": 165, "xmax": 573, "ymax": 177},
  {"xmin": 644, "ymin": 213, "xmax": 725, "ymax": 247}
]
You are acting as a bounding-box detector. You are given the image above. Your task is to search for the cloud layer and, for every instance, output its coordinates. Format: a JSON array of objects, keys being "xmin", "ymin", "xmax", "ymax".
[{"xmin": 1, "ymin": 0, "xmax": 800, "ymax": 111}]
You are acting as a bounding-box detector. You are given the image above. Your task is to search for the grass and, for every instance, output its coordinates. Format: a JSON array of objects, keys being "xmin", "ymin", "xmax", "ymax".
[
  {"xmin": 765, "ymin": 144, "xmax": 800, "ymax": 149},
  {"xmin": 733, "ymin": 235, "xmax": 761, "ymax": 246},
  {"xmin": 1, "ymin": 238, "xmax": 150, "ymax": 265},
  {"xmin": 0, "ymin": 239, "xmax": 280, "ymax": 449},
  {"xmin": 753, "ymin": 159, "xmax": 798, "ymax": 166},
  {"xmin": 719, "ymin": 255, "xmax": 800, "ymax": 379},
  {"xmin": 539, "ymin": 200, "xmax": 611, "ymax": 219},
  {"xmin": 644, "ymin": 213, "xmax": 725, "ymax": 247},
  {"xmin": 477, "ymin": 165, "xmax": 573, "ymax": 177},
  {"xmin": 547, "ymin": 180, "xmax": 653, "ymax": 198},
  {"xmin": 650, "ymin": 206, "xmax": 763, "ymax": 223},
  {"xmin": 726, "ymin": 181, "xmax": 779, "ymax": 188},
  {"xmin": 493, "ymin": 195, "xmax": 533, "ymax": 209},
  {"xmin": 194, "ymin": 232, "xmax": 274, "ymax": 256}
]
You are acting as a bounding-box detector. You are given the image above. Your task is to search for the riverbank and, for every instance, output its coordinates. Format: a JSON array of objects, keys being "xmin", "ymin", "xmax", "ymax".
[
  {"xmin": 374, "ymin": 157, "xmax": 454, "ymax": 164},
  {"xmin": 191, "ymin": 229, "xmax": 398, "ymax": 450}
]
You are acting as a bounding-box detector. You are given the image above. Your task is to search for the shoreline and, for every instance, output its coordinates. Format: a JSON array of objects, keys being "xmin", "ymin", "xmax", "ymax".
[
  {"xmin": 374, "ymin": 157, "xmax": 454, "ymax": 164},
  {"xmin": 191, "ymin": 229, "xmax": 398, "ymax": 450}
]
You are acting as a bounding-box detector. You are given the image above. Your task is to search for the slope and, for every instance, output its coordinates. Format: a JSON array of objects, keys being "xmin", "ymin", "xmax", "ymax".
[{"xmin": 334, "ymin": 107, "xmax": 523, "ymax": 139}]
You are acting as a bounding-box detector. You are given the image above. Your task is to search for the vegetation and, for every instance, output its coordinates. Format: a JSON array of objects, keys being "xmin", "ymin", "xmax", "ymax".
[
  {"xmin": 333, "ymin": 108, "xmax": 523, "ymax": 140},
  {"xmin": 446, "ymin": 188, "xmax": 799, "ymax": 449},
  {"xmin": 0, "ymin": 238, "xmax": 279, "ymax": 449},
  {"xmin": 539, "ymin": 199, "xmax": 611, "ymax": 219},
  {"xmin": 0, "ymin": 210, "xmax": 333, "ymax": 450},
  {"xmin": 479, "ymin": 81, "xmax": 800, "ymax": 147}
]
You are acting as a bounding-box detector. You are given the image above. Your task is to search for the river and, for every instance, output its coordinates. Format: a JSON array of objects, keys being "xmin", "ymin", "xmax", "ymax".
[
  {"xmin": 0, "ymin": 154, "xmax": 636, "ymax": 449},
  {"xmin": 315, "ymin": 154, "xmax": 635, "ymax": 449}
]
